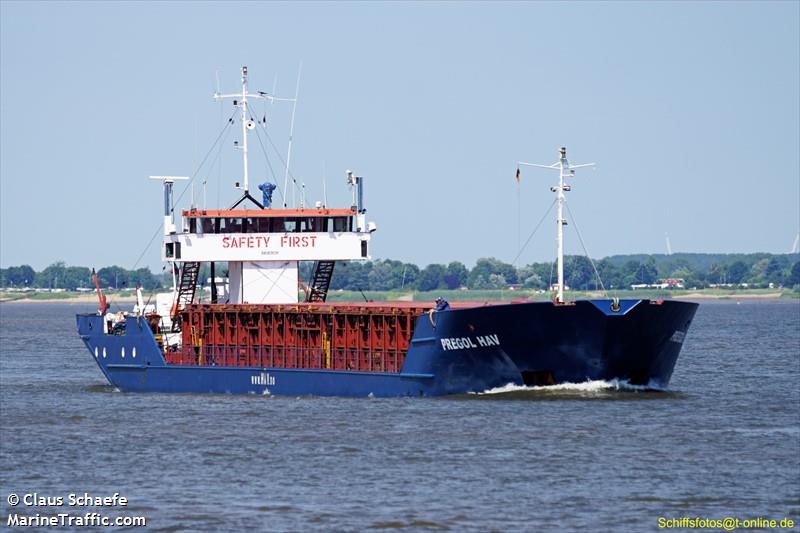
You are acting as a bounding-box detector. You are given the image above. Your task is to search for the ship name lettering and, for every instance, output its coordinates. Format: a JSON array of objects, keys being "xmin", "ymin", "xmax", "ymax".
[
  {"xmin": 440, "ymin": 334, "xmax": 500, "ymax": 351},
  {"xmin": 476, "ymin": 334, "xmax": 500, "ymax": 347}
]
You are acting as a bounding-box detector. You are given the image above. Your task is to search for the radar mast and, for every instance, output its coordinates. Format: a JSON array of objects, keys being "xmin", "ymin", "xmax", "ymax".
[
  {"xmin": 518, "ymin": 147, "xmax": 595, "ymax": 303},
  {"xmin": 213, "ymin": 66, "xmax": 295, "ymax": 207}
]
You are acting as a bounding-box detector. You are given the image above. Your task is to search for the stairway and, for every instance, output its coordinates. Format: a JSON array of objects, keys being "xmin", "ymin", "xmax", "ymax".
[
  {"xmin": 307, "ymin": 261, "xmax": 335, "ymax": 302},
  {"xmin": 171, "ymin": 262, "xmax": 200, "ymax": 332}
]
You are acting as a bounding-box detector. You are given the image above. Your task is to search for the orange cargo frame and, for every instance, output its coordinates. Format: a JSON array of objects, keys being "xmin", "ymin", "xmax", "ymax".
[{"xmin": 165, "ymin": 303, "xmax": 430, "ymax": 373}]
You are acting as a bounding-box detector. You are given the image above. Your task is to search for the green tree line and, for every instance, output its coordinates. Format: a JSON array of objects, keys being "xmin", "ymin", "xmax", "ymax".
[
  {"xmin": 0, "ymin": 262, "xmax": 162, "ymax": 290},
  {"xmin": 3, "ymin": 253, "xmax": 799, "ymax": 292},
  {"xmin": 315, "ymin": 253, "xmax": 800, "ymax": 292}
]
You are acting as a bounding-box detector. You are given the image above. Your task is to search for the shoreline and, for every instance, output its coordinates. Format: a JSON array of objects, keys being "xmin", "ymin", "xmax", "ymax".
[
  {"xmin": 670, "ymin": 292, "xmax": 786, "ymax": 301},
  {"xmin": 1, "ymin": 292, "xmax": 795, "ymax": 305},
  {"xmin": 0, "ymin": 295, "xmax": 139, "ymax": 305}
]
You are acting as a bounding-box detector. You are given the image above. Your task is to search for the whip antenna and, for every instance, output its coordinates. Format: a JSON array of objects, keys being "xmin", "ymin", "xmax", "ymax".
[
  {"xmin": 284, "ymin": 62, "xmax": 302, "ymax": 207},
  {"xmin": 323, "ymin": 160, "xmax": 328, "ymax": 207}
]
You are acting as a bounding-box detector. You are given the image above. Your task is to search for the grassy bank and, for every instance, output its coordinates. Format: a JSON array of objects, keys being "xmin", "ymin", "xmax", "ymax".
[
  {"xmin": 0, "ymin": 290, "xmax": 138, "ymax": 304},
  {"xmin": 319, "ymin": 287, "xmax": 799, "ymax": 303},
  {"xmin": 2, "ymin": 287, "xmax": 797, "ymax": 304}
]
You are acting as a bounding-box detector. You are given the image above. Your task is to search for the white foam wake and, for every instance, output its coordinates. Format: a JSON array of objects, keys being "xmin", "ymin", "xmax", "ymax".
[{"xmin": 473, "ymin": 378, "xmax": 664, "ymax": 395}]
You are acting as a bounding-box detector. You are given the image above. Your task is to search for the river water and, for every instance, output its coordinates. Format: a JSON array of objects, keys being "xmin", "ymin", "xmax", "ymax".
[{"xmin": 1, "ymin": 301, "xmax": 798, "ymax": 531}]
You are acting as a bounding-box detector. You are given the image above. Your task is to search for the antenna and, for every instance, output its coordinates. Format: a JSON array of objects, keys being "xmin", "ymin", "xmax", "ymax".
[
  {"xmin": 216, "ymin": 69, "xmax": 223, "ymax": 207},
  {"xmin": 665, "ymin": 233, "xmax": 673, "ymax": 255},
  {"xmin": 284, "ymin": 62, "xmax": 302, "ymax": 208},
  {"xmin": 322, "ymin": 160, "xmax": 328, "ymax": 208},
  {"xmin": 791, "ymin": 232, "xmax": 800, "ymax": 254},
  {"xmin": 518, "ymin": 147, "xmax": 595, "ymax": 304},
  {"xmin": 214, "ymin": 66, "xmax": 295, "ymax": 199},
  {"xmin": 264, "ymin": 74, "xmax": 277, "ymax": 129},
  {"xmin": 300, "ymin": 182, "xmax": 306, "ymax": 209},
  {"xmin": 347, "ymin": 169, "xmax": 356, "ymax": 209}
]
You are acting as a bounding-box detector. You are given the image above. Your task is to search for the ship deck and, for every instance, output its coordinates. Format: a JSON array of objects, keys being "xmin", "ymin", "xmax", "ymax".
[{"xmin": 162, "ymin": 300, "xmax": 544, "ymax": 373}]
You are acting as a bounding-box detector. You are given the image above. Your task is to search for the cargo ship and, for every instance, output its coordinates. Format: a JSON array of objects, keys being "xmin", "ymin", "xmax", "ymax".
[{"xmin": 76, "ymin": 67, "xmax": 698, "ymax": 396}]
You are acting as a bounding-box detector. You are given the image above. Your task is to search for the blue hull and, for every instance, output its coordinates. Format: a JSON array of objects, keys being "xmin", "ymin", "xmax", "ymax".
[{"xmin": 76, "ymin": 299, "xmax": 698, "ymax": 397}]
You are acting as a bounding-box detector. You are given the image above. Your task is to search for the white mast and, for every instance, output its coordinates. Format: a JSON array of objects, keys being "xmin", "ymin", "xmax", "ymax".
[
  {"xmin": 284, "ymin": 63, "xmax": 302, "ymax": 208},
  {"xmin": 518, "ymin": 147, "xmax": 595, "ymax": 303},
  {"xmin": 240, "ymin": 67, "xmax": 250, "ymax": 191},
  {"xmin": 214, "ymin": 66, "xmax": 295, "ymax": 196}
]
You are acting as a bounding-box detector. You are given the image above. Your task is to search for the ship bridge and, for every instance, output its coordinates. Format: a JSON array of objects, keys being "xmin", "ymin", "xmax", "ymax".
[
  {"xmin": 150, "ymin": 65, "xmax": 376, "ymax": 315},
  {"xmin": 161, "ymin": 206, "xmax": 375, "ymax": 308},
  {"xmin": 166, "ymin": 207, "xmax": 372, "ymax": 263}
]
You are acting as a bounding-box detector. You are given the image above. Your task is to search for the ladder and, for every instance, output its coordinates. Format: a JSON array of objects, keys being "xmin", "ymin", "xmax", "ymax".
[
  {"xmin": 307, "ymin": 261, "xmax": 335, "ymax": 302},
  {"xmin": 171, "ymin": 262, "xmax": 200, "ymax": 332}
]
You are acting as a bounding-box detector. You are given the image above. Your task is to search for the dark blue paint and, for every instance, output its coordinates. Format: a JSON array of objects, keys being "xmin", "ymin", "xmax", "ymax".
[{"xmin": 76, "ymin": 299, "xmax": 698, "ymax": 396}]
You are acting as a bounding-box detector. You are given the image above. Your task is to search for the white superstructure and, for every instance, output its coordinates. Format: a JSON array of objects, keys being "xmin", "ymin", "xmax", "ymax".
[{"xmin": 152, "ymin": 67, "xmax": 375, "ymax": 308}]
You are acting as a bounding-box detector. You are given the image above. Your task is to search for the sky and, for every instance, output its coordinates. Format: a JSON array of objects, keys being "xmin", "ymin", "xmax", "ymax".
[{"xmin": 1, "ymin": 1, "xmax": 798, "ymax": 272}]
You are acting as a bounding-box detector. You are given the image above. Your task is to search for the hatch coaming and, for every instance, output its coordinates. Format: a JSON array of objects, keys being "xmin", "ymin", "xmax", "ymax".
[{"xmin": 165, "ymin": 303, "xmax": 430, "ymax": 373}]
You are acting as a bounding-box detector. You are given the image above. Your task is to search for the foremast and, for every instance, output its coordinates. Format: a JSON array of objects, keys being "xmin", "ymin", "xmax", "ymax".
[{"xmin": 519, "ymin": 147, "xmax": 595, "ymax": 303}]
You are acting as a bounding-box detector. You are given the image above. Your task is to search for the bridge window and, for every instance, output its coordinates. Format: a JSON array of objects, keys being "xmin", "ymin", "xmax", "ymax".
[
  {"xmin": 189, "ymin": 215, "xmax": 352, "ymax": 234},
  {"xmin": 254, "ymin": 217, "xmax": 271, "ymax": 232},
  {"xmin": 217, "ymin": 218, "xmax": 244, "ymax": 233},
  {"xmin": 332, "ymin": 217, "xmax": 350, "ymax": 232},
  {"xmin": 227, "ymin": 218, "xmax": 242, "ymax": 233},
  {"xmin": 242, "ymin": 218, "xmax": 255, "ymax": 233},
  {"xmin": 301, "ymin": 218, "xmax": 321, "ymax": 232},
  {"xmin": 165, "ymin": 242, "xmax": 181, "ymax": 259},
  {"xmin": 283, "ymin": 218, "xmax": 297, "ymax": 232},
  {"xmin": 201, "ymin": 218, "xmax": 215, "ymax": 233}
]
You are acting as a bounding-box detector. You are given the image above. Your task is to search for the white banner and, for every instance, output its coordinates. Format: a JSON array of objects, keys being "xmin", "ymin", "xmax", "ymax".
[{"xmin": 163, "ymin": 232, "xmax": 370, "ymax": 262}]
